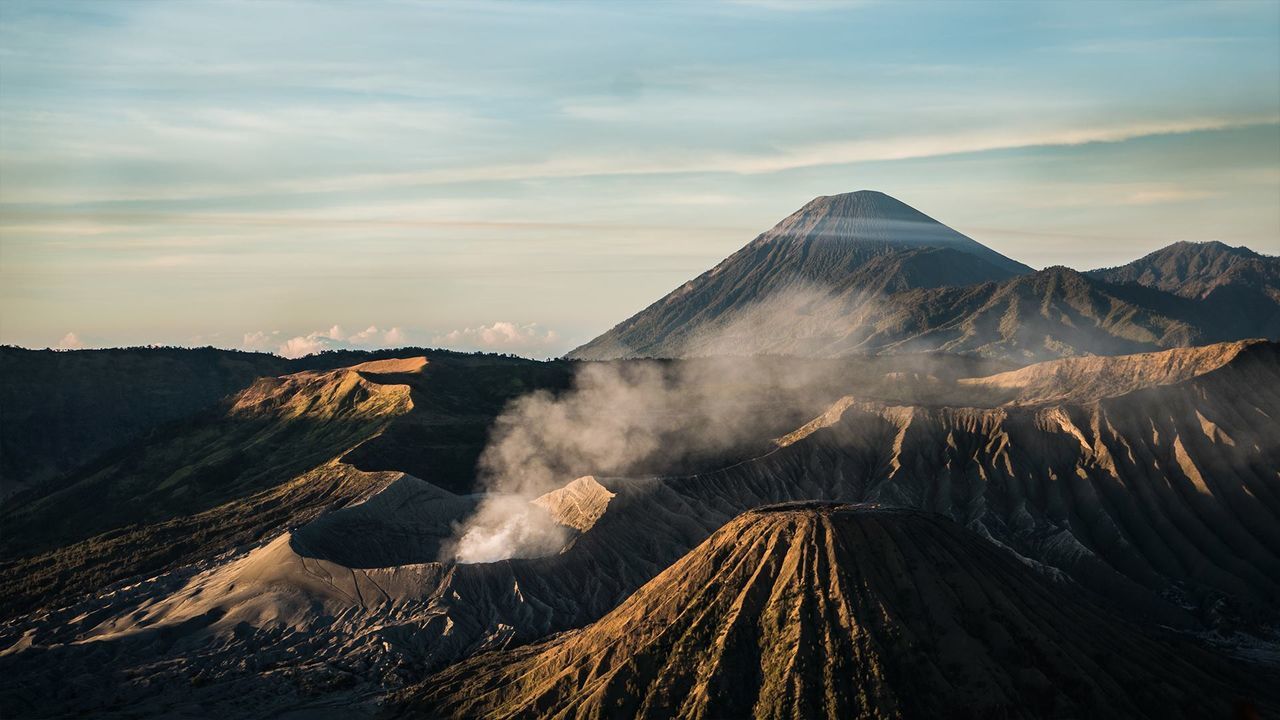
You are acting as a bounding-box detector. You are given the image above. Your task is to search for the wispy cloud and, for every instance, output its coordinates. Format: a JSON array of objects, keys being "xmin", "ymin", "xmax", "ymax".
[
  {"xmin": 1003, "ymin": 182, "xmax": 1225, "ymax": 210},
  {"xmin": 719, "ymin": 0, "xmax": 873, "ymax": 11},
  {"xmin": 1120, "ymin": 188, "xmax": 1221, "ymax": 206},
  {"xmin": 1065, "ymin": 36, "xmax": 1250, "ymax": 54},
  {"xmin": 4, "ymin": 115, "xmax": 1272, "ymax": 205}
]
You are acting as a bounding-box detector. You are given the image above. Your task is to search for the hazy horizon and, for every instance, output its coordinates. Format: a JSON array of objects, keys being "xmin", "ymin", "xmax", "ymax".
[{"xmin": 2, "ymin": 0, "xmax": 1278, "ymax": 357}]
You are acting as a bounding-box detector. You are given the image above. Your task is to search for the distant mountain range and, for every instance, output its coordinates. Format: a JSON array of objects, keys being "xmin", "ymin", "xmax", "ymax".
[{"xmin": 568, "ymin": 191, "xmax": 1280, "ymax": 361}]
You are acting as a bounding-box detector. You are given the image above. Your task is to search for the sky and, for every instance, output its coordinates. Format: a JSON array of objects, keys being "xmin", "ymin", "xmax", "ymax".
[{"xmin": 1, "ymin": 0, "xmax": 1278, "ymax": 358}]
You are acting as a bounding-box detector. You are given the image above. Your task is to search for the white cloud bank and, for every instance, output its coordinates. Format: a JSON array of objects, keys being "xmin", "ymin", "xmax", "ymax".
[
  {"xmin": 433, "ymin": 322, "xmax": 561, "ymax": 357},
  {"xmin": 55, "ymin": 332, "xmax": 84, "ymax": 350},
  {"xmin": 239, "ymin": 321, "xmax": 558, "ymax": 359},
  {"xmin": 242, "ymin": 324, "xmax": 408, "ymax": 358}
]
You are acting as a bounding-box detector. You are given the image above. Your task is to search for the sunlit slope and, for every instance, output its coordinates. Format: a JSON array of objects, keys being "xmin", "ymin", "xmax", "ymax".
[
  {"xmin": 3, "ymin": 358, "xmax": 418, "ymax": 558},
  {"xmin": 955, "ymin": 339, "xmax": 1258, "ymax": 404},
  {"xmin": 405, "ymin": 504, "xmax": 1275, "ymax": 720}
]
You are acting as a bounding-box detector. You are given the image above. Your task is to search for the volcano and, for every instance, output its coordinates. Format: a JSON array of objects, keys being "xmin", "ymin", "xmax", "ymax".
[
  {"xmin": 567, "ymin": 191, "xmax": 1031, "ymax": 360},
  {"xmin": 402, "ymin": 503, "xmax": 1275, "ymax": 719},
  {"xmin": 568, "ymin": 193, "xmax": 1278, "ymax": 362}
]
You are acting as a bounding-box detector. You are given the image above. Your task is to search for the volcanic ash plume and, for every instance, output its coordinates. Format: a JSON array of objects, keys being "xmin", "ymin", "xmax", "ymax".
[{"xmin": 443, "ymin": 290, "xmax": 874, "ymax": 564}]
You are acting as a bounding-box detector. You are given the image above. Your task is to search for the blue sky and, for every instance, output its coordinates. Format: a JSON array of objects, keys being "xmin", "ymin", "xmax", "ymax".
[{"xmin": 1, "ymin": 0, "xmax": 1278, "ymax": 356}]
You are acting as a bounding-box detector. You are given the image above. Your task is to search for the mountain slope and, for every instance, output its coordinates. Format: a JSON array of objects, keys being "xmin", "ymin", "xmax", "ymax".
[
  {"xmin": 570, "ymin": 196, "xmax": 1277, "ymax": 362},
  {"xmin": 580, "ymin": 264, "xmax": 1209, "ymax": 363},
  {"xmin": 404, "ymin": 504, "xmax": 1275, "ymax": 720},
  {"xmin": 0, "ymin": 352, "xmax": 574, "ymax": 619},
  {"xmin": 568, "ymin": 191, "xmax": 1030, "ymax": 359},
  {"xmin": 956, "ymin": 339, "xmax": 1257, "ymax": 404},
  {"xmin": 855, "ymin": 266, "xmax": 1202, "ymax": 361},
  {"xmin": 3, "ymin": 344, "xmax": 1277, "ymax": 718},
  {"xmin": 1088, "ymin": 240, "xmax": 1280, "ymax": 300},
  {"xmin": 1089, "ymin": 241, "xmax": 1280, "ymax": 340}
]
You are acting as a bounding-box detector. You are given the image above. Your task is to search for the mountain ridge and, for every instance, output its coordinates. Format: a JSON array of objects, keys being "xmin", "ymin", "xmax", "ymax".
[
  {"xmin": 401, "ymin": 503, "xmax": 1276, "ymax": 720},
  {"xmin": 1088, "ymin": 240, "xmax": 1277, "ymax": 299},
  {"xmin": 569, "ymin": 193, "xmax": 1277, "ymax": 361}
]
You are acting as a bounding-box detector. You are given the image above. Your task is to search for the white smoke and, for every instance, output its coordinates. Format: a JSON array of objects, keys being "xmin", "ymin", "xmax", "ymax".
[
  {"xmin": 449, "ymin": 494, "xmax": 570, "ymax": 564},
  {"xmin": 443, "ymin": 286, "xmax": 882, "ymax": 563}
]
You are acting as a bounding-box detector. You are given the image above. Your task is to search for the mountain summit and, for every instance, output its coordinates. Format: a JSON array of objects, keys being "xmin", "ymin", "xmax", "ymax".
[
  {"xmin": 568, "ymin": 191, "xmax": 1031, "ymax": 359},
  {"xmin": 1088, "ymin": 241, "xmax": 1280, "ymax": 342},
  {"xmin": 763, "ymin": 190, "xmax": 1031, "ymax": 275}
]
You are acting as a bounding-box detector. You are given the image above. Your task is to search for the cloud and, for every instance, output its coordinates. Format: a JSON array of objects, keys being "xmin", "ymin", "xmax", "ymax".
[
  {"xmin": 383, "ymin": 326, "xmax": 407, "ymax": 344},
  {"xmin": 55, "ymin": 332, "xmax": 84, "ymax": 350},
  {"xmin": 241, "ymin": 330, "xmax": 283, "ymax": 351},
  {"xmin": 433, "ymin": 322, "xmax": 561, "ymax": 356},
  {"xmin": 346, "ymin": 324, "xmax": 409, "ymax": 346},
  {"xmin": 346, "ymin": 325, "xmax": 383, "ymax": 344},
  {"xmin": 1121, "ymin": 188, "xmax": 1221, "ymax": 206},
  {"xmin": 721, "ymin": 0, "xmax": 872, "ymax": 11},
  {"xmin": 1010, "ymin": 182, "xmax": 1225, "ymax": 209},
  {"xmin": 6, "ymin": 115, "xmax": 1274, "ymax": 204},
  {"xmin": 242, "ymin": 324, "xmax": 409, "ymax": 358},
  {"xmin": 278, "ymin": 332, "xmax": 338, "ymax": 359}
]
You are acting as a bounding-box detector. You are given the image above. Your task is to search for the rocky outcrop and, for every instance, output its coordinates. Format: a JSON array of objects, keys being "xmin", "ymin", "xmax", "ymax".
[{"xmin": 532, "ymin": 475, "xmax": 615, "ymax": 532}]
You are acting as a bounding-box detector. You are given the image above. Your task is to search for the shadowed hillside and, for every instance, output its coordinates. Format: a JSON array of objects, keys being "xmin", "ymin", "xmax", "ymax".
[
  {"xmin": 1089, "ymin": 241, "xmax": 1280, "ymax": 341},
  {"xmin": 1088, "ymin": 240, "xmax": 1280, "ymax": 300},
  {"xmin": 0, "ymin": 347, "xmax": 292, "ymax": 495}
]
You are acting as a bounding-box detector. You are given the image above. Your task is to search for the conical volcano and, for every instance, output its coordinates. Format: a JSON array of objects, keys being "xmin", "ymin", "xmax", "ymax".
[
  {"xmin": 402, "ymin": 503, "xmax": 1275, "ymax": 720},
  {"xmin": 567, "ymin": 191, "xmax": 1031, "ymax": 360},
  {"xmin": 566, "ymin": 192, "xmax": 1278, "ymax": 362}
]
